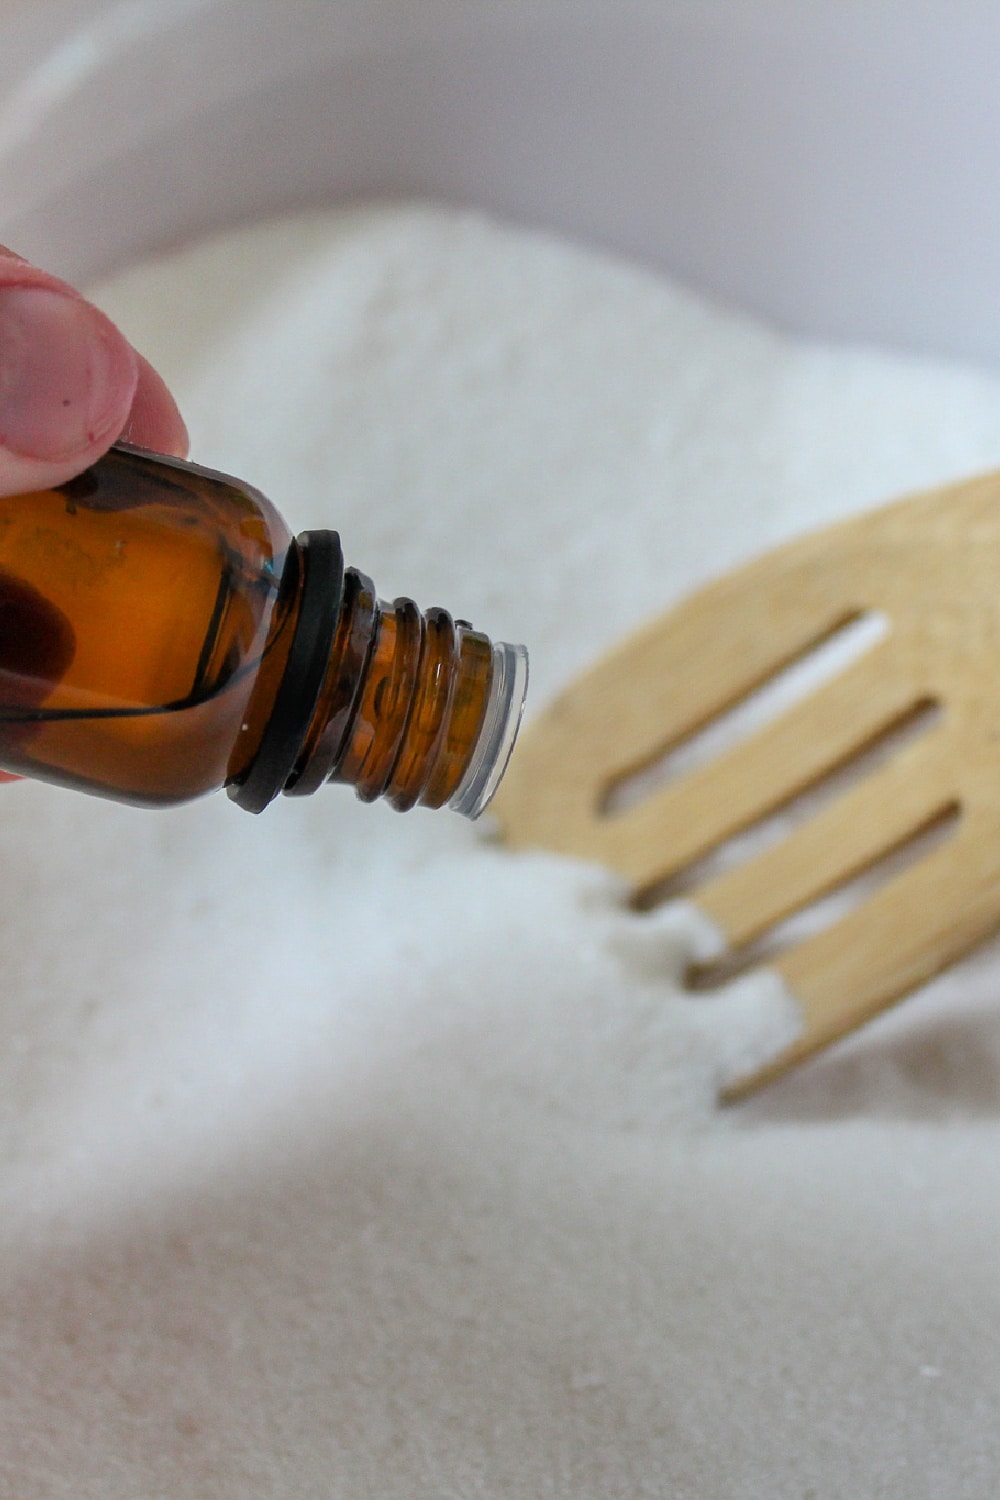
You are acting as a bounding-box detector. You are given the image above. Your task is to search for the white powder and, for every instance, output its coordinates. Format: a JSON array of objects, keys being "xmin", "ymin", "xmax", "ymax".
[{"xmin": 3, "ymin": 204, "xmax": 1000, "ymax": 1495}]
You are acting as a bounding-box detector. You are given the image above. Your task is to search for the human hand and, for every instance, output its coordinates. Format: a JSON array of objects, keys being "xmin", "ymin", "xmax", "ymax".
[
  {"xmin": 0, "ymin": 245, "xmax": 188, "ymax": 498},
  {"xmin": 0, "ymin": 247, "xmax": 189, "ymax": 781}
]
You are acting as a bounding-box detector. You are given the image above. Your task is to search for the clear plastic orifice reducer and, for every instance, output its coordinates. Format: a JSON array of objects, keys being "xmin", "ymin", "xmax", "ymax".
[{"xmin": 0, "ymin": 444, "xmax": 528, "ymax": 817}]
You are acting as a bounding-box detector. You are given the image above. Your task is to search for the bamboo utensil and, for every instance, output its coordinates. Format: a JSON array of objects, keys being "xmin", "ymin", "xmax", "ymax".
[{"xmin": 492, "ymin": 471, "xmax": 1000, "ymax": 1099}]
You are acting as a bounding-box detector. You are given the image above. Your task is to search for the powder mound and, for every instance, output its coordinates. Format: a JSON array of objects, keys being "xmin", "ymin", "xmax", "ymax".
[{"xmin": 3, "ymin": 202, "xmax": 1000, "ymax": 1496}]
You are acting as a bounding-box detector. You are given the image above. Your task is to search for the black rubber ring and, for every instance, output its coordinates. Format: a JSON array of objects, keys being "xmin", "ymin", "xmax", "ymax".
[{"xmin": 230, "ymin": 530, "xmax": 344, "ymax": 814}]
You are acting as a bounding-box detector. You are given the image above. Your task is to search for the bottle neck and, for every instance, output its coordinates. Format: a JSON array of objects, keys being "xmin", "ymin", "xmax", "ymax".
[{"xmin": 230, "ymin": 530, "xmax": 527, "ymax": 818}]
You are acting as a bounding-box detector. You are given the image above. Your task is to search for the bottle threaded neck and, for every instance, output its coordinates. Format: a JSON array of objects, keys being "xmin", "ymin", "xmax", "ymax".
[{"xmin": 278, "ymin": 545, "xmax": 527, "ymax": 818}]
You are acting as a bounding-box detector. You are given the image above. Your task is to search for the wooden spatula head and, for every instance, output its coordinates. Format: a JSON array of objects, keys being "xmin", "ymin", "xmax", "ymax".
[{"xmin": 492, "ymin": 470, "xmax": 1000, "ymax": 1099}]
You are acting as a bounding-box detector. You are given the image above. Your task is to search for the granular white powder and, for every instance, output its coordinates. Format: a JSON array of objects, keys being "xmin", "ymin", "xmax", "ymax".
[{"xmin": 3, "ymin": 204, "xmax": 1000, "ymax": 1495}]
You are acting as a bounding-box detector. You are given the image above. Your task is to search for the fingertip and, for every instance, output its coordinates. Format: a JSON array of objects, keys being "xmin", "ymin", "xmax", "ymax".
[
  {"xmin": 0, "ymin": 273, "xmax": 139, "ymax": 496},
  {"xmin": 0, "ymin": 246, "xmax": 189, "ymax": 494}
]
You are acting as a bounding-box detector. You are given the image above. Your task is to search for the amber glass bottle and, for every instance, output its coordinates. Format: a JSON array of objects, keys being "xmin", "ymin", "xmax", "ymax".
[{"xmin": 0, "ymin": 444, "xmax": 527, "ymax": 816}]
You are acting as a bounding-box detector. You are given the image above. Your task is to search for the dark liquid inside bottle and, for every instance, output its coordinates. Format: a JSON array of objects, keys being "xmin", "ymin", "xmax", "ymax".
[{"xmin": 0, "ymin": 446, "xmax": 527, "ymax": 816}]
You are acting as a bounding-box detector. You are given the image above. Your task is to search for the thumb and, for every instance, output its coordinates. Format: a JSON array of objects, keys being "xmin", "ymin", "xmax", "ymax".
[{"xmin": 0, "ymin": 254, "xmax": 139, "ymax": 498}]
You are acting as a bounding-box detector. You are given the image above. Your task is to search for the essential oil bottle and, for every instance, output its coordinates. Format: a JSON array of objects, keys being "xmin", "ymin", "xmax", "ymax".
[{"xmin": 0, "ymin": 444, "xmax": 528, "ymax": 817}]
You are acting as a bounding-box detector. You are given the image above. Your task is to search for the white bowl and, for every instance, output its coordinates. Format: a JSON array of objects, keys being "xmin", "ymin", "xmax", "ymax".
[{"xmin": 3, "ymin": 0, "xmax": 1000, "ymax": 364}]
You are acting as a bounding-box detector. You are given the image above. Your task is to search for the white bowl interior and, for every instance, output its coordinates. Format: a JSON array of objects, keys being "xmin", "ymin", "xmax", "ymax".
[{"xmin": 3, "ymin": 0, "xmax": 1000, "ymax": 364}]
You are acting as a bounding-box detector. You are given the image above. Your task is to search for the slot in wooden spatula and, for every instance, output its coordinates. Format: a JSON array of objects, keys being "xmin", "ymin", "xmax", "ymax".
[{"xmin": 491, "ymin": 470, "xmax": 1000, "ymax": 1100}]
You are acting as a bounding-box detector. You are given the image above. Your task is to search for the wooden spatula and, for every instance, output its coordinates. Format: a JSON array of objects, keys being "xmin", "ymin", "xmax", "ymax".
[{"xmin": 491, "ymin": 469, "xmax": 1000, "ymax": 1100}]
